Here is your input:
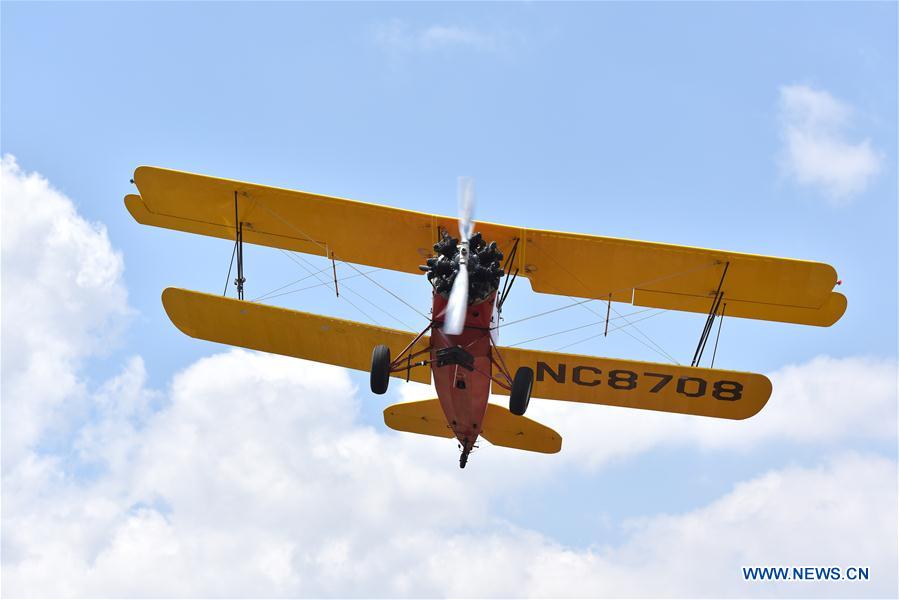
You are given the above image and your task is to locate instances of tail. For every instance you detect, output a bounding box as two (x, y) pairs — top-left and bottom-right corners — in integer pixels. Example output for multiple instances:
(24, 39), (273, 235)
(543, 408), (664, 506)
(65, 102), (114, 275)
(383, 399), (562, 454)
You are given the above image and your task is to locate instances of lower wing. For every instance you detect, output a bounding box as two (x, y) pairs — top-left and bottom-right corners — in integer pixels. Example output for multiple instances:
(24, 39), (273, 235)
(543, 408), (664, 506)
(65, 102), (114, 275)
(162, 288), (431, 384)
(493, 346), (771, 420)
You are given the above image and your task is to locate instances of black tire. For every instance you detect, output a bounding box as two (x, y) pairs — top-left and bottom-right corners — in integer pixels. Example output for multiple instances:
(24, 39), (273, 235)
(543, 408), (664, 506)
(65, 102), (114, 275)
(370, 344), (391, 395)
(509, 367), (533, 416)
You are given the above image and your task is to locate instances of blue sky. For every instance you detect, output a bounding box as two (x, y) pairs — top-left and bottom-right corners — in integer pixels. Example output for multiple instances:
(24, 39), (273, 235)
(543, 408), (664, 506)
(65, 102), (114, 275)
(2, 3), (897, 597)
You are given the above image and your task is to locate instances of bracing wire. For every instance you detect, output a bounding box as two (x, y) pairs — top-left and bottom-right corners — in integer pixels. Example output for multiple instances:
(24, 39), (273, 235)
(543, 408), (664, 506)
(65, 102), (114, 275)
(277, 249), (383, 325)
(523, 240), (695, 364)
(567, 295), (680, 364)
(344, 264), (430, 320)
(490, 241), (718, 364)
(553, 312), (674, 352)
(492, 261), (715, 335)
(254, 268), (380, 303)
(493, 297), (599, 329)
(251, 264), (334, 302)
(505, 308), (667, 348)
(279, 249), (414, 329)
(223, 239), (238, 296)
(254, 199), (430, 322)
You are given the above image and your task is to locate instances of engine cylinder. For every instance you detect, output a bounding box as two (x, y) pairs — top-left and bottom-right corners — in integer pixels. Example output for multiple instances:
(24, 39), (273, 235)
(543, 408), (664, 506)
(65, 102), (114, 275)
(420, 231), (504, 304)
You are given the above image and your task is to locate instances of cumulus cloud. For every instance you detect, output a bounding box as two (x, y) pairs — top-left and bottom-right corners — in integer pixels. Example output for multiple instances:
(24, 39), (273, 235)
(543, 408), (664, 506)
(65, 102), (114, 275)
(1, 351), (484, 597)
(528, 453), (897, 598)
(778, 85), (883, 203)
(4, 348), (896, 597)
(371, 19), (513, 54)
(1, 154), (130, 469)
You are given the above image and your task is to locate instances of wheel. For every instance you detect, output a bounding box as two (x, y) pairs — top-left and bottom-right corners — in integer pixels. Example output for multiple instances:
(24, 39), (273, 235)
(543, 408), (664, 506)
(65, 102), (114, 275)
(509, 366), (533, 416)
(370, 344), (391, 395)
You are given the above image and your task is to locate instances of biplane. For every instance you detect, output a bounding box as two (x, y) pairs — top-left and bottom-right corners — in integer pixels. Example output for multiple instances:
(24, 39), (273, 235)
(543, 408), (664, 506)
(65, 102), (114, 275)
(126, 167), (845, 468)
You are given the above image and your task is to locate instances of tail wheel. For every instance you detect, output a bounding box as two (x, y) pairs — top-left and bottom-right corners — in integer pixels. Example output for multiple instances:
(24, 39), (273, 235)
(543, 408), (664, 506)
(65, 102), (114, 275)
(509, 366), (533, 416)
(370, 344), (391, 394)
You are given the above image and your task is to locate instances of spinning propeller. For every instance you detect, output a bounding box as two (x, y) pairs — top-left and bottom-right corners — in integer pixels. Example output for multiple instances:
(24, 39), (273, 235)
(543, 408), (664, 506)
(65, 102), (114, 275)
(443, 177), (475, 335)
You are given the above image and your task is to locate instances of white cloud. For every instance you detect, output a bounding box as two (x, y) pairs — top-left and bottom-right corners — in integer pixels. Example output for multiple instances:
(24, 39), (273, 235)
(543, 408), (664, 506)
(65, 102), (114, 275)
(1, 157), (895, 597)
(778, 84), (883, 203)
(371, 19), (509, 54)
(4, 354), (895, 597)
(524, 453), (897, 598)
(1, 154), (130, 469)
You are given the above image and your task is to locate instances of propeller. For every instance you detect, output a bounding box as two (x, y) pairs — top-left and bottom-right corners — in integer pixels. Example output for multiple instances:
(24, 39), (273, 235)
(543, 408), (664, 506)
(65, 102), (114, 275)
(443, 176), (475, 335)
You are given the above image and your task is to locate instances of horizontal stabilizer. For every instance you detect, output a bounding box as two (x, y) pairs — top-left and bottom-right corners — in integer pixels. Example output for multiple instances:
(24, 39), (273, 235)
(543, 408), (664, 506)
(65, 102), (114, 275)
(494, 346), (771, 420)
(383, 399), (454, 439)
(162, 288), (430, 384)
(481, 403), (562, 454)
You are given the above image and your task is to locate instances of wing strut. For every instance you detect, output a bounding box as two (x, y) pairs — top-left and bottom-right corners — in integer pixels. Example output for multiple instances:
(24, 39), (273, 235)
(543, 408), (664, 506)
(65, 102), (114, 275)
(604, 294), (611, 337)
(330, 252), (339, 297)
(234, 191), (246, 300)
(691, 262), (729, 367)
(497, 237), (520, 311)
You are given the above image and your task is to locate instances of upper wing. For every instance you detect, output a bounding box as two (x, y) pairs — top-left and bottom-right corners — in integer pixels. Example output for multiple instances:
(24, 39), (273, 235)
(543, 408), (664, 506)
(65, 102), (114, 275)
(493, 346), (771, 420)
(127, 166), (444, 272)
(128, 166), (844, 326)
(162, 287), (431, 384)
(515, 230), (845, 326)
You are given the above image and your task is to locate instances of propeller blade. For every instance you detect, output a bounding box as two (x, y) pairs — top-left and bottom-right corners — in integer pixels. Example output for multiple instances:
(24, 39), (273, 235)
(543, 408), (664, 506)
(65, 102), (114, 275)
(444, 263), (468, 335)
(444, 176), (475, 335)
(457, 176), (474, 241)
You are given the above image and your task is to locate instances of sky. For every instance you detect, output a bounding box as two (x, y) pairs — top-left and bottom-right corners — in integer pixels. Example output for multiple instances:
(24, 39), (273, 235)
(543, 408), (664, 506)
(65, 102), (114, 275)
(1, 2), (897, 598)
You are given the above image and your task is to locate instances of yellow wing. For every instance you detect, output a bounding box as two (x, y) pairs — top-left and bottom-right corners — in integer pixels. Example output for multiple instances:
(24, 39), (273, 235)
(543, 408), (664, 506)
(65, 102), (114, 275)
(128, 166), (844, 326)
(493, 346), (771, 420)
(162, 288), (431, 384)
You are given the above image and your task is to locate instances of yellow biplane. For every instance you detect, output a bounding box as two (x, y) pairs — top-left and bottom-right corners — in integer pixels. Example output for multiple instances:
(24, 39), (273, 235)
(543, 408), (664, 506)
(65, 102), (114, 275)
(126, 167), (845, 467)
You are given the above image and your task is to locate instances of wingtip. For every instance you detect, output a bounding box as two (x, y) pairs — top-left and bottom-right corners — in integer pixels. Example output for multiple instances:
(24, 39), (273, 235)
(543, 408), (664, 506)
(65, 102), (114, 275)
(828, 292), (848, 326)
(123, 193), (145, 223)
(161, 287), (193, 337)
(736, 373), (773, 420)
(810, 291), (847, 328)
(132, 165), (168, 191)
(132, 165), (148, 184)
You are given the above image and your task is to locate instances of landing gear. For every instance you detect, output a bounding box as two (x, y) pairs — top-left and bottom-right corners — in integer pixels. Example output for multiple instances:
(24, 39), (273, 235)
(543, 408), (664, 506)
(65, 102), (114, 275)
(509, 366), (534, 416)
(370, 344), (391, 394)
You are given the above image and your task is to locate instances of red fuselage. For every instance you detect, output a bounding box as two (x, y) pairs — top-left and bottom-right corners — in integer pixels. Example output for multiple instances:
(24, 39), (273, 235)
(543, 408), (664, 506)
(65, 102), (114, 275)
(429, 292), (498, 451)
